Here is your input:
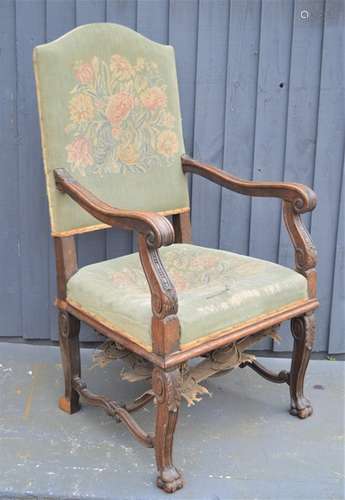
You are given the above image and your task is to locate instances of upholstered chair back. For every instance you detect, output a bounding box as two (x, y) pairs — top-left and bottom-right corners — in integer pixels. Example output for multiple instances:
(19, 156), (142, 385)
(34, 23), (189, 235)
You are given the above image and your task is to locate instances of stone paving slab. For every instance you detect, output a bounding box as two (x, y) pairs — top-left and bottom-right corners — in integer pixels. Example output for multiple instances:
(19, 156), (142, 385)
(0, 343), (344, 499)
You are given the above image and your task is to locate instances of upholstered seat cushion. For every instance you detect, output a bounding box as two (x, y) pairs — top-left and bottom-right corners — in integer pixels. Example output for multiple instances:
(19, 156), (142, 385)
(67, 244), (308, 350)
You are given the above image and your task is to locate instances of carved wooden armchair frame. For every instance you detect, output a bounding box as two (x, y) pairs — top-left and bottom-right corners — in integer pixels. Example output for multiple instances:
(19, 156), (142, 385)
(53, 159), (318, 492)
(34, 24), (318, 494)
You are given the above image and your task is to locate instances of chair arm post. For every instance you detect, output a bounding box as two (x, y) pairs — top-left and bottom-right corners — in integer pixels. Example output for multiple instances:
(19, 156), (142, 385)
(138, 235), (180, 357)
(282, 201), (317, 298)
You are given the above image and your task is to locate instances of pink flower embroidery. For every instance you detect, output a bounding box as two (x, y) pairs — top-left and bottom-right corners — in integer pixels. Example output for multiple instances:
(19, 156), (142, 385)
(66, 136), (93, 170)
(106, 92), (134, 126)
(156, 130), (179, 157)
(75, 63), (94, 84)
(140, 86), (167, 110)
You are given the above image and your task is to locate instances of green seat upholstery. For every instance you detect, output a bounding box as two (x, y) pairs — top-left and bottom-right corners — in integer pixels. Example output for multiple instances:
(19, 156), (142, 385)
(67, 244), (308, 350)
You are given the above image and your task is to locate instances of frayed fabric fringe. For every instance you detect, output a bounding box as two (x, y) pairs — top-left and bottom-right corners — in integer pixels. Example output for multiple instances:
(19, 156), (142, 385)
(92, 328), (280, 406)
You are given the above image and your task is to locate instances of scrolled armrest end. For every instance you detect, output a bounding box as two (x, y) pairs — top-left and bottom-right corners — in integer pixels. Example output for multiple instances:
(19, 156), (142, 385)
(145, 216), (175, 249)
(291, 185), (317, 214)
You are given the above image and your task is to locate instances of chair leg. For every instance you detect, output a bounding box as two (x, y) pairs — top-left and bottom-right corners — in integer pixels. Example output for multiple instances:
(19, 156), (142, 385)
(289, 312), (316, 419)
(152, 367), (183, 493)
(58, 310), (81, 414)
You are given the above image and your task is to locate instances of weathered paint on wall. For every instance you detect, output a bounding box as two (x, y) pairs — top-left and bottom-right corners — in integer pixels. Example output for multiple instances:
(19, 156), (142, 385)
(0, 0), (344, 352)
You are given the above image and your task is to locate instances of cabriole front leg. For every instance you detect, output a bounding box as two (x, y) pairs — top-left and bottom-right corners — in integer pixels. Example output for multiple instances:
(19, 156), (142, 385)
(290, 313), (316, 419)
(152, 367), (183, 493)
(58, 311), (81, 414)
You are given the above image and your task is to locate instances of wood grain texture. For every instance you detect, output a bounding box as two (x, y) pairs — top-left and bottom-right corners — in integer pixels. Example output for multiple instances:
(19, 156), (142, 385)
(191, 0), (230, 248)
(0, 0), (21, 337)
(17, 0), (49, 339)
(310, 0), (345, 351)
(219, 0), (261, 256)
(137, 0), (169, 43)
(290, 313), (316, 418)
(58, 310), (81, 414)
(152, 367), (183, 493)
(249, 0), (294, 267)
(329, 162), (345, 354)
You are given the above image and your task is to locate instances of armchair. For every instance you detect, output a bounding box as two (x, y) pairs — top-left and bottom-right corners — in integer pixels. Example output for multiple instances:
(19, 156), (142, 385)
(34, 23), (318, 493)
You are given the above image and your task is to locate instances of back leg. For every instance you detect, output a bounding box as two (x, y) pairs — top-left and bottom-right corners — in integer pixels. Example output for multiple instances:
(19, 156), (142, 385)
(58, 310), (81, 414)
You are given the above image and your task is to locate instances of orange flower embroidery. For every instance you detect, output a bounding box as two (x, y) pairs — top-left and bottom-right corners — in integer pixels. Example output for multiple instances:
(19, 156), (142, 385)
(106, 92), (134, 125)
(161, 111), (176, 128)
(110, 54), (134, 80)
(66, 136), (93, 171)
(69, 93), (94, 123)
(65, 53), (180, 175)
(75, 63), (94, 84)
(156, 130), (179, 157)
(117, 143), (139, 166)
(140, 86), (167, 110)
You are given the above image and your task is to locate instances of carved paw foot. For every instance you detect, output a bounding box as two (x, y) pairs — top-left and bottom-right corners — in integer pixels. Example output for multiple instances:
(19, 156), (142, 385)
(58, 395), (80, 414)
(157, 466), (183, 493)
(289, 397), (313, 419)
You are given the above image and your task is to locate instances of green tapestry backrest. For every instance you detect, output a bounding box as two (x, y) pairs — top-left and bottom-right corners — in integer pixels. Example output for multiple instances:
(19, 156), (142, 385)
(33, 23), (189, 234)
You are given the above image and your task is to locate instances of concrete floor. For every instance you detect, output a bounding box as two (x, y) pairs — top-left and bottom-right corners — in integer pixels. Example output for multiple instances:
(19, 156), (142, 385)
(0, 343), (344, 500)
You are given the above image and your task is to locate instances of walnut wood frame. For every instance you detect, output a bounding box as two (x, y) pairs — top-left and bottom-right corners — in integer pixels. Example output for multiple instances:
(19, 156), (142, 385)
(53, 157), (318, 493)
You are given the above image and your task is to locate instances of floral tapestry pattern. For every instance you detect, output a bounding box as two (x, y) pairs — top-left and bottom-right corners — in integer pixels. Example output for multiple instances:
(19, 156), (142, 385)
(65, 54), (179, 175)
(110, 247), (267, 294)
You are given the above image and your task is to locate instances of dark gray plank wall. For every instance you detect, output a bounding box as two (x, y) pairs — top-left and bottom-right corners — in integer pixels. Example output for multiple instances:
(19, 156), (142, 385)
(0, 1), (21, 338)
(0, 0), (343, 353)
(16, 0), (49, 341)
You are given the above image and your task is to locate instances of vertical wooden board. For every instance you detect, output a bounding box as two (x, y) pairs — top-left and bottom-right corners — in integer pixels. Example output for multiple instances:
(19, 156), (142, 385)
(169, 0), (198, 157)
(249, 0), (294, 264)
(137, 0), (168, 42)
(275, 0), (324, 352)
(76, 0), (106, 24)
(106, 0), (137, 28)
(75, 0), (108, 341)
(46, 0), (77, 340)
(191, 0), (230, 248)
(219, 0), (261, 256)
(46, 0), (76, 40)
(310, 0), (344, 351)
(0, 0), (21, 337)
(329, 163), (345, 354)
(105, 0), (137, 258)
(16, 0), (49, 339)
(248, 0), (294, 350)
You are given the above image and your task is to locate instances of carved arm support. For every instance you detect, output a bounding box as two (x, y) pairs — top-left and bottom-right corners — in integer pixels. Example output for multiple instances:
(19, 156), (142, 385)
(182, 156), (317, 296)
(54, 169), (180, 354)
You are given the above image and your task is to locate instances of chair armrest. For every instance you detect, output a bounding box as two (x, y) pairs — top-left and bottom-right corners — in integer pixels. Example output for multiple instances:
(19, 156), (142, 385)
(182, 156), (317, 297)
(54, 168), (174, 248)
(54, 169), (180, 348)
(182, 155), (317, 214)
